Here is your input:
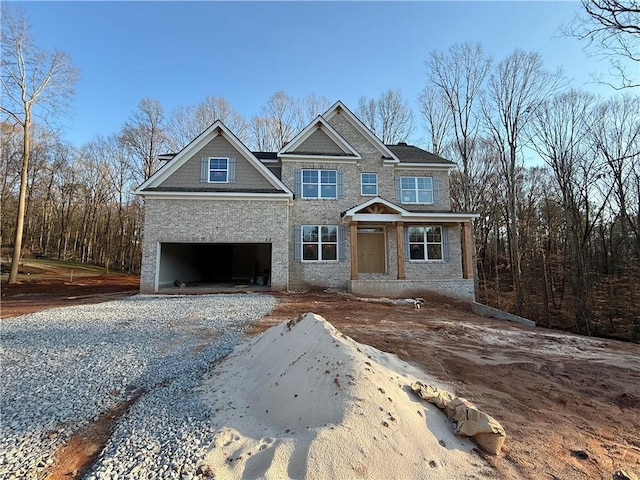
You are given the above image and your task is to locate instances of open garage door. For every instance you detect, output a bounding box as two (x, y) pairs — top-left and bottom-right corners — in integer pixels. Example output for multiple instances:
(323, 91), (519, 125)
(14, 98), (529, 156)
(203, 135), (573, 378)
(158, 243), (271, 290)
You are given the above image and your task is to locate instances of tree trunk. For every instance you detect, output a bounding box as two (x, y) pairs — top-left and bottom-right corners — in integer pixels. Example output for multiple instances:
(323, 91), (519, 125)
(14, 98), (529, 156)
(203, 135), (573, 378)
(8, 117), (30, 284)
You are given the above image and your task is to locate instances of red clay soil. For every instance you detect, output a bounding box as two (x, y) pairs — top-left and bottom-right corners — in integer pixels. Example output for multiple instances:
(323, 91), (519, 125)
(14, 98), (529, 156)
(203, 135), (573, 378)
(1, 274), (140, 318)
(2, 278), (639, 479)
(258, 292), (640, 480)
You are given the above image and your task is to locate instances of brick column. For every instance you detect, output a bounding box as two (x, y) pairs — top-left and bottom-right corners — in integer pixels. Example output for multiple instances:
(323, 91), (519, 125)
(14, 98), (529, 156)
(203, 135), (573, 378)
(396, 221), (405, 279)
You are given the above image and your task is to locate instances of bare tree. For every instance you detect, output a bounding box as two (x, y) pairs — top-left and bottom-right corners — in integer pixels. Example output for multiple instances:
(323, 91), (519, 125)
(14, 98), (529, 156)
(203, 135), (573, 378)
(0, 4), (79, 283)
(293, 93), (331, 132)
(417, 86), (451, 156)
(165, 96), (248, 152)
(528, 89), (605, 334)
(119, 98), (166, 182)
(566, 0), (640, 88)
(356, 88), (413, 144)
(483, 50), (564, 315)
(249, 92), (295, 151)
(247, 92), (331, 151)
(592, 93), (640, 263)
(249, 116), (277, 151)
(425, 42), (492, 211)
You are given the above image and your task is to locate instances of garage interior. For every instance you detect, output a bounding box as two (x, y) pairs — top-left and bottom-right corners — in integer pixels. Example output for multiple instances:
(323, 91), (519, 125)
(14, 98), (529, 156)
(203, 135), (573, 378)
(158, 243), (272, 291)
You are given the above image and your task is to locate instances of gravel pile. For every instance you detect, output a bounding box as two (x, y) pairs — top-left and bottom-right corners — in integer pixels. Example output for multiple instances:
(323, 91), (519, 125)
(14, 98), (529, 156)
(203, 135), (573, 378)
(0, 294), (278, 479)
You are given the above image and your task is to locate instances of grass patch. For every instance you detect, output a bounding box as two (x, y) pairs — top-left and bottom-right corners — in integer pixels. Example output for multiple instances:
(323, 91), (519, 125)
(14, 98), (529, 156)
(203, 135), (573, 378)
(0, 258), (126, 283)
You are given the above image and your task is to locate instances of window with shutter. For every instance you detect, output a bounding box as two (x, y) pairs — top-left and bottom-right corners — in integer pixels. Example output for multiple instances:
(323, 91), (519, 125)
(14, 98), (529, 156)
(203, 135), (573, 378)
(397, 176), (438, 204)
(204, 157), (229, 183)
(300, 169), (338, 199)
(361, 173), (377, 196)
(405, 225), (444, 261)
(298, 225), (339, 261)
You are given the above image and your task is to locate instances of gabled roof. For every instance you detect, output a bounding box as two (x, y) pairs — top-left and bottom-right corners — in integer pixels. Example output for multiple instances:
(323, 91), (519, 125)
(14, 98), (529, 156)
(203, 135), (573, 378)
(386, 143), (455, 167)
(342, 196), (479, 223)
(323, 101), (401, 164)
(135, 120), (292, 196)
(278, 116), (361, 160)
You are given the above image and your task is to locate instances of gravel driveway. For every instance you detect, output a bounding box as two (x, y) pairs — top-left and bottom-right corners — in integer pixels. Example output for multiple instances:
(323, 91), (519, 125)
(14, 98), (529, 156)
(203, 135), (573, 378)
(0, 294), (277, 479)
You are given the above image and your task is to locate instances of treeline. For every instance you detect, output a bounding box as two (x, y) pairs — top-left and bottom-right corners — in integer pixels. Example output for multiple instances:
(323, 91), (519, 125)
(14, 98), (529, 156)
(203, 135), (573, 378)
(424, 44), (639, 341)
(1, 43), (639, 340)
(1, 93), (338, 274)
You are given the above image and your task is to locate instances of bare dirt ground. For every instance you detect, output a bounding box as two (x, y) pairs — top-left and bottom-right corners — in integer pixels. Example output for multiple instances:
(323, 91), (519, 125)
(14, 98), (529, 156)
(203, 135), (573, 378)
(258, 292), (640, 480)
(1, 270), (140, 318)
(2, 274), (639, 480)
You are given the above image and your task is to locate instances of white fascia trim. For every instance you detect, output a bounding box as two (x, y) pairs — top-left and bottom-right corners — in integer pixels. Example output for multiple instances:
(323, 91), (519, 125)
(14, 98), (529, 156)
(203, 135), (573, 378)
(137, 121), (225, 190)
(279, 154), (359, 164)
(343, 196), (406, 216)
(395, 163), (455, 170)
(323, 101), (401, 163)
(347, 213), (479, 223)
(343, 207), (480, 223)
(279, 116), (361, 158)
(137, 191), (293, 201)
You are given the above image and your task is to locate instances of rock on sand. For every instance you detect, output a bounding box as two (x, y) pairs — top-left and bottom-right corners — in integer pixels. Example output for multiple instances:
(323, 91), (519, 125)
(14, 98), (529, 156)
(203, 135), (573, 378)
(198, 313), (496, 479)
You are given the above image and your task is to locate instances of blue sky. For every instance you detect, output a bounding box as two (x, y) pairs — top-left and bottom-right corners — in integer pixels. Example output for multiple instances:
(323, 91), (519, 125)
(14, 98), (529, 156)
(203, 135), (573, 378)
(10, 1), (630, 147)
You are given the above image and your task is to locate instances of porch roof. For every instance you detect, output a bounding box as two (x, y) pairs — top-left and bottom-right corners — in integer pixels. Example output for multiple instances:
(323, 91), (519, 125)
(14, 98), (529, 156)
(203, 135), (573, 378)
(341, 197), (479, 223)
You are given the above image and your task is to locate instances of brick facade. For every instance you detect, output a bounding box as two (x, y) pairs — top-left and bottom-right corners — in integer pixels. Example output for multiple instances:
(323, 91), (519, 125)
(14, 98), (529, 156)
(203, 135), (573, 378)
(139, 198), (289, 293)
(136, 103), (477, 302)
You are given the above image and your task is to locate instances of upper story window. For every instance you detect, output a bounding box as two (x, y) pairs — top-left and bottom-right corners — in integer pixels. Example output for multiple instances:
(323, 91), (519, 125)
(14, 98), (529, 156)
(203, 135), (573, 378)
(302, 169), (337, 199)
(361, 173), (378, 196)
(408, 226), (443, 261)
(208, 158), (228, 182)
(201, 157), (236, 183)
(398, 176), (439, 204)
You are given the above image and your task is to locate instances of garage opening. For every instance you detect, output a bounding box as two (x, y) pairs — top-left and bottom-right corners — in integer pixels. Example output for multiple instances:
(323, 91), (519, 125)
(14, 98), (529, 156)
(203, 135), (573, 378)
(158, 243), (272, 290)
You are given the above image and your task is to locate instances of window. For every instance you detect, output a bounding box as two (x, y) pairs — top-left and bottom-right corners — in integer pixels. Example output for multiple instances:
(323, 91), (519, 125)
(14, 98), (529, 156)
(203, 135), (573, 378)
(361, 173), (378, 196)
(201, 157), (235, 183)
(302, 169), (337, 199)
(302, 225), (338, 261)
(400, 176), (433, 204)
(408, 226), (443, 261)
(208, 158), (228, 183)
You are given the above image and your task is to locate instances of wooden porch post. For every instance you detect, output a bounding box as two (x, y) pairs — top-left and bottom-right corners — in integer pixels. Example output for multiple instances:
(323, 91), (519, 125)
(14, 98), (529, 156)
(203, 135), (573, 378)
(396, 221), (405, 279)
(461, 221), (474, 279)
(350, 221), (358, 280)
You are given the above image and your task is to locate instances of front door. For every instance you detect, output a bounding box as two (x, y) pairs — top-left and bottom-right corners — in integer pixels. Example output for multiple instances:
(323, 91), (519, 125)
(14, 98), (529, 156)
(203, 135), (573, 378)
(357, 228), (385, 273)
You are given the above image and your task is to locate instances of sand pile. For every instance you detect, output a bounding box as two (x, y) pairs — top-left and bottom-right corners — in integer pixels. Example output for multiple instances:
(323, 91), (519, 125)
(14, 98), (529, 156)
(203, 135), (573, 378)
(198, 313), (496, 479)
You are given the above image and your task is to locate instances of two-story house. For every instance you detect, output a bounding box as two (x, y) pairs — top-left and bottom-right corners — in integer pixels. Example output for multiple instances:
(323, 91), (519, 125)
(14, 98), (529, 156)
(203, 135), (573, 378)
(135, 101), (478, 300)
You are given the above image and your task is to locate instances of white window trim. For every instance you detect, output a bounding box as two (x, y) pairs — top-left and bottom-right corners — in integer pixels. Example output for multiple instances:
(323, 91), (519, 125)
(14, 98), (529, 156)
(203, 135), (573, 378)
(301, 168), (338, 199)
(361, 172), (378, 196)
(208, 157), (229, 183)
(301, 225), (339, 262)
(400, 176), (433, 205)
(408, 226), (443, 262)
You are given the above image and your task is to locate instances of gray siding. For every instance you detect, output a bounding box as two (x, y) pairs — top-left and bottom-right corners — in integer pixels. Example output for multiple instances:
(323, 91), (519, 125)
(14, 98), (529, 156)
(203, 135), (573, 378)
(159, 135), (274, 191)
(293, 128), (346, 155)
